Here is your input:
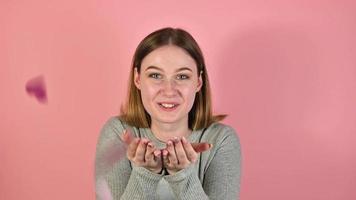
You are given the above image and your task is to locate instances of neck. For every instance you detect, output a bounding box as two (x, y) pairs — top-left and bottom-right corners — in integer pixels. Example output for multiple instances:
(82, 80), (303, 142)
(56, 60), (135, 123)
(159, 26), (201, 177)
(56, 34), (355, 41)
(150, 119), (192, 142)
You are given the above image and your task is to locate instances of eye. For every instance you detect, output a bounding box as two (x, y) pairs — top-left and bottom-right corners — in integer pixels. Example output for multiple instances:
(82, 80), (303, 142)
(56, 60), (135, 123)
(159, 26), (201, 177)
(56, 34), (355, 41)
(177, 74), (190, 80)
(148, 73), (162, 79)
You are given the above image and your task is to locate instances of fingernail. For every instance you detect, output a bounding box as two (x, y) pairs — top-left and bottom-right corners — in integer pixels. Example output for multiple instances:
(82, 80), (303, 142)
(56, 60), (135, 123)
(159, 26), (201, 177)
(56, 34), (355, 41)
(182, 136), (187, 144)
(173, 137), (179, 143)
(209, 144), (213, 148)
(141, 138), (148, 144)
(163, 150), (168, 156)
(154, 150), (161, 157)
(120, 129), (127, 139)
(147, 142), (154, 148)
(167, 141), (172, 146)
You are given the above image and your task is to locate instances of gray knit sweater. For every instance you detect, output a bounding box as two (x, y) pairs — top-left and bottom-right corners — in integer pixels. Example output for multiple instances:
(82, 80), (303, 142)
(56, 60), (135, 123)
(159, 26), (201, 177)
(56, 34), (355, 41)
(95, 116), (241, 200)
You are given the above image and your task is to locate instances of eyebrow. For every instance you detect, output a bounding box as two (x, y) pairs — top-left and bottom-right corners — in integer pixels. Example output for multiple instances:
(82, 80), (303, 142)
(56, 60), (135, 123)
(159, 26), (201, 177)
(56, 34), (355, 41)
(145, 66), (193, 72)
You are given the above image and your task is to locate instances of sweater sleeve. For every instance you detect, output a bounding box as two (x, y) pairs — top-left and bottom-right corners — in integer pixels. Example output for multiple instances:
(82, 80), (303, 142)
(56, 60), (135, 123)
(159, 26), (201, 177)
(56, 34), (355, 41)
(163, 127), (242, 200)
(202, 128), (242, 200)
(164, 163), (209, 200)
(95, 118), (163, 200)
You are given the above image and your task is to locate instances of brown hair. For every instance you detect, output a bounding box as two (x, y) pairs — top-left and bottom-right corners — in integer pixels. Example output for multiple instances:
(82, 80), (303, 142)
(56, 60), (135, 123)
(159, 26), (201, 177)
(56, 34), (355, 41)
(120, 27), (226, 130)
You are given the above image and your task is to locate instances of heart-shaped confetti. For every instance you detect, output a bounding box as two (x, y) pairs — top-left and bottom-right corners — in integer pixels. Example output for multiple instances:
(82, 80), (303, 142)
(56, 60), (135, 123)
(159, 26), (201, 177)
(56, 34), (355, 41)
(25, 75), (47, 104)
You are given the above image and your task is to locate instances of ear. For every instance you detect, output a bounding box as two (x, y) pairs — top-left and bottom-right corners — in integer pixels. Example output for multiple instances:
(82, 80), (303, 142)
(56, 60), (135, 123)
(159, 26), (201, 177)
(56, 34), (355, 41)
(196, 73), (203, 92)
(134, 67), (141, 90)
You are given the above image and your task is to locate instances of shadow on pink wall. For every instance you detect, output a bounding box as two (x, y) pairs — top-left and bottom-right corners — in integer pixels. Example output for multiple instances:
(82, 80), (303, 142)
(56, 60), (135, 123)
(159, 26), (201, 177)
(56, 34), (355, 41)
(217, 24), (355, 199)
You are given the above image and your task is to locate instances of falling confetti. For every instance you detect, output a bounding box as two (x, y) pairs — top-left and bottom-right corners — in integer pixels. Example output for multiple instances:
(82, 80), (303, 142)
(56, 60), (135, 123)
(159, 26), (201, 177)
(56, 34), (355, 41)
(25, 75), (47, 104)
(96, 177), (113, 200)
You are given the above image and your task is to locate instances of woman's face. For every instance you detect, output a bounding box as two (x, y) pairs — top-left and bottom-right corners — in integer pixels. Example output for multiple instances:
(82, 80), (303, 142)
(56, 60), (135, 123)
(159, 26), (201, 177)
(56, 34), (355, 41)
(134, 45), (202, 127)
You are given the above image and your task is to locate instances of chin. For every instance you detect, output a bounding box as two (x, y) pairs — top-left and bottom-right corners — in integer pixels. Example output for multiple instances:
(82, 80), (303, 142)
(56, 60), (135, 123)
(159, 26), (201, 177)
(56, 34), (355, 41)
(152, 115), (184, 124)
(156, 118), (179, 124)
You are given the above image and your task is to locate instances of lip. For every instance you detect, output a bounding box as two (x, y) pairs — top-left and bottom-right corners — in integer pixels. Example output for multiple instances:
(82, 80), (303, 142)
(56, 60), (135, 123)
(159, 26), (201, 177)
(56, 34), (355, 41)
(158, 102), (180, 105)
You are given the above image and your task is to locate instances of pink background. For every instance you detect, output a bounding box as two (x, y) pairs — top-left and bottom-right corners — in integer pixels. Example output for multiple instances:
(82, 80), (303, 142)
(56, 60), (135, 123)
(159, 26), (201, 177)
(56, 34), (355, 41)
(1, 0), (356, 199)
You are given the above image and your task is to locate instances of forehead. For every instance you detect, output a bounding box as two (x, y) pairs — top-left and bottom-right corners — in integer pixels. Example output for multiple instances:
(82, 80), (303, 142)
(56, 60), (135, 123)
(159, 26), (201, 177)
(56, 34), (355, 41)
(141, 45), (197, 72)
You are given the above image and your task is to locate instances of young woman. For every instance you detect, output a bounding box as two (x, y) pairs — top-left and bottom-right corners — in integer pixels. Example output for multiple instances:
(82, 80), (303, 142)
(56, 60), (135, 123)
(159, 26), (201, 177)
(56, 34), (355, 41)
(95, 27), (242, 200)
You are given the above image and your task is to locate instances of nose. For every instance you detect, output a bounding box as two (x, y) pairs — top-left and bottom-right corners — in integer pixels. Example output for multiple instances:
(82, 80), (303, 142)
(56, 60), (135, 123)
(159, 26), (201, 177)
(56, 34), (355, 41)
(161, 79), (178, 96)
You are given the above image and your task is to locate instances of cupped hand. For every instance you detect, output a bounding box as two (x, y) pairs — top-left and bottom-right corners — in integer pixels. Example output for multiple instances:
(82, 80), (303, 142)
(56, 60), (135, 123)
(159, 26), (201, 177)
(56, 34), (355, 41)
(120, 129), (163, 174)
(162, 136), (212, 175)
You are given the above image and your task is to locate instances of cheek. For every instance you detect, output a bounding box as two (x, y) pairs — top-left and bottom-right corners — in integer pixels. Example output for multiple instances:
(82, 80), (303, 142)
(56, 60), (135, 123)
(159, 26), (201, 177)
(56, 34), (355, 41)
(139, 86), (154, 114)
(182, 87), (197, 105)
(140, 83), (159, 102)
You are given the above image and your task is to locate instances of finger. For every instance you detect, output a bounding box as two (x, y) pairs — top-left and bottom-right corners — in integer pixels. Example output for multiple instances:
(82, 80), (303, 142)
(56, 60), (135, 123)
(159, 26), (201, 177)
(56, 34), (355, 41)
(182, 136), (198, 162)
(155, 152), (163, 172)
(173, 137), (189, 165)
(153, 149), (162, 162)
(134, 138), (148, 163)
(166, 140), (178, 165)
(127, 138), (140, 160)
(162, 149), (169, 167)
(191, 142), (213, 153)
(145, 142), (156, 164)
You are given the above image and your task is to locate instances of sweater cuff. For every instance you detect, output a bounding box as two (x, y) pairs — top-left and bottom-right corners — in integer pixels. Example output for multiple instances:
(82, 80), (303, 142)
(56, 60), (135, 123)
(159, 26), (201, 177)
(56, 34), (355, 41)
(120, 166), (163, 199)
(164, 164), (196, 183)
(132, 166), (163, 183)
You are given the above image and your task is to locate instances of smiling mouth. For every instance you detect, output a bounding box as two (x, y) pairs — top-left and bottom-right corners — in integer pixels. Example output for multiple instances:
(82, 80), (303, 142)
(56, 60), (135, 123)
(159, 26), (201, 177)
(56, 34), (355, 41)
(158, 103), (179, 110)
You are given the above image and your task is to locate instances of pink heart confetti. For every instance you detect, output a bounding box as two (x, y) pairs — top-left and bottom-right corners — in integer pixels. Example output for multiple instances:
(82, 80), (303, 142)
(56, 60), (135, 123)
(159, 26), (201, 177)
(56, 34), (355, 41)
(25, 75), (47, 104)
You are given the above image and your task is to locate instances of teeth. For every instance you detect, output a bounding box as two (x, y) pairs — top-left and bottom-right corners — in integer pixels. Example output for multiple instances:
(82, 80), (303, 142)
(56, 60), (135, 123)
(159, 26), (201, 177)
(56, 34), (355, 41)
(161, 103), (175, 108)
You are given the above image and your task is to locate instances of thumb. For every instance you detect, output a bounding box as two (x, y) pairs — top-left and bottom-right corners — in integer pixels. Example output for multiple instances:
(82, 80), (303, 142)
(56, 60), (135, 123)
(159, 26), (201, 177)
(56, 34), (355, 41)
(191, 142), (213, 153)
(120, 129), (134, 145)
